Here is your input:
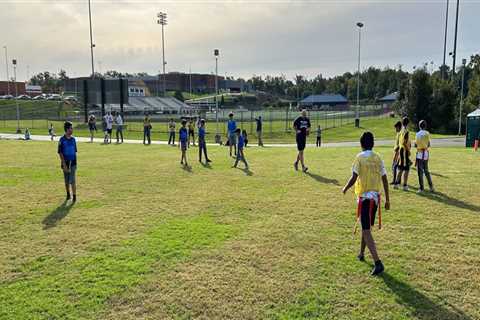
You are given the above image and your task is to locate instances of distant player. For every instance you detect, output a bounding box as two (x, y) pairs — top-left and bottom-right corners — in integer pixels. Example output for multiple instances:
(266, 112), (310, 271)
(115, 112), (124, 144)
(179, 119), (189, 166)
(143, 114), (152, 145)
(293, 109), (311, 172)
(198, 119), (212, 164)
(227, 112), (237, 157)
(242, 129), (248, 147)
(168, 118), (176, 145)
(415, 120), (435, 193)
(232, 128), (248, 169)
(394, 117), (412, 190)
(188, 120), (196, 147)
(391, 121), (402, 184)
(255, 116), (263, 146)
(316, 125), (322, 147)
(104, 112), (114, 144)
(342, 131), (390, 276)
(58, 121), (77, 203)
(88, 115), (97, 143)
(48, 123), (56, 141)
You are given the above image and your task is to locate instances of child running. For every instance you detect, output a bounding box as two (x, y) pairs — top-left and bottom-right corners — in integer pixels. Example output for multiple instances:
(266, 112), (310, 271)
(58, 121), (77, 203)
(198, 119), (212, 163)
(342, 132), (390, 276)
(391, 121), (402, 184)
(48, 123), (56, 141)
(179, 120), (189, 167)
(415, 120), (435, 193)
(232, 128), (248, 169)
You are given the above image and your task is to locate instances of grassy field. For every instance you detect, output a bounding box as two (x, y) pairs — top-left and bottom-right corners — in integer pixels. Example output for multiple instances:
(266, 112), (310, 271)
(0, 140), (478, 319)
(0, 117), (455, 144)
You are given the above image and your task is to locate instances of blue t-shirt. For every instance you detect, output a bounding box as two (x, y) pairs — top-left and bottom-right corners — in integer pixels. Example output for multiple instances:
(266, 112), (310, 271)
(237, 134), (245, 149)
(227, 120), (237, 133)
(58, 135), (77, 165)
(179, 127), (188, 142)
(198, 127), (206, 140)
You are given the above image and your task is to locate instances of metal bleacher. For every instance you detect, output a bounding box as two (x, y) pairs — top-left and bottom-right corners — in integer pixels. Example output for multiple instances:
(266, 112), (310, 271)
(105, 97), (194, 115)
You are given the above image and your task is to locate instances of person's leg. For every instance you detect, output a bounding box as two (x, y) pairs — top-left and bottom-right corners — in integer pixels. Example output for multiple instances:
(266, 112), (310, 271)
(233, 153), (240, 167)
(173, 132), (175, 145)
(148, 129), (151, 144)
(392, 162), (397, 184)
(417, 159), (425, 191)
(116, 129), (119, 143)
(204, 142), (210, 161)
(199, 143), (203, 162)
(299, 150), (305, 168)
(359, 234), (366, 258)
(403, 170), (409, 188)
(64, 172), (70, 199)
(424, 160), (434, 190)
(168, 132), (172, 145)
(192, 132), (195, 146)
(143, 128), (146, 144)
(363, 230), (379, 262)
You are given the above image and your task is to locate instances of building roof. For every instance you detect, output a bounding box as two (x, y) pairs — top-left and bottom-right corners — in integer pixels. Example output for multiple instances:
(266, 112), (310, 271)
(378, 92), (398, 102)
(467, 108), (480, 117)
(301, 94), (348, 104)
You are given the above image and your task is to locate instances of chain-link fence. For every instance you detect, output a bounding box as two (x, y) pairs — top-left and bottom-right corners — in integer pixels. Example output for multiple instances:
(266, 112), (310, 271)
(0, 100), (391, 142)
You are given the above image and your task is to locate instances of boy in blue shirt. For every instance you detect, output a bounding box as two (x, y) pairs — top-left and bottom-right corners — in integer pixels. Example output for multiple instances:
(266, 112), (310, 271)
(58, 121), (77, 203)
(227, 112), (237, 157)
(179, 120), (189, 167)
(232, 128), (248, 169)
(198, 119), (212, 164)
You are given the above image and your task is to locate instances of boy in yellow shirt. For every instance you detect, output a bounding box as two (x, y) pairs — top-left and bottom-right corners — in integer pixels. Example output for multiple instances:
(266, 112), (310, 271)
(394, 117), (412, 191)
(342, 132), (390, 276)
(391, 121), (402, 184)
(415, 120), (435, 193)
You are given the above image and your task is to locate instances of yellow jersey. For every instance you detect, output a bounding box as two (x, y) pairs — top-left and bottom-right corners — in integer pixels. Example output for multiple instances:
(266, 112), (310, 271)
(415, 130), (430, 150)
(352, 151), (386, 197)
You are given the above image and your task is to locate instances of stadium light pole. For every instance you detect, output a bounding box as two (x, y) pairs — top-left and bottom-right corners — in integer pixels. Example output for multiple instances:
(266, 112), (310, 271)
(355, 22), (364, 128)
(157, 12), (167, 97)
(3, 46), (10, 95)
(13, 59), (20, 133)
(214, 49), (221, 144)
(451, 0), (460, 77)
(458, 58), (466, 135)
(88, 0), (95, 79)
(442, 0), (449, 80)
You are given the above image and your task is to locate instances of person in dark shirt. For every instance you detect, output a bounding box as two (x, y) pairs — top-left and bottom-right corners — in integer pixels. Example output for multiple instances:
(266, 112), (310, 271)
(293, 109), (311, 172)
(233, 128), (248, 169)
(255, 116), (263, 146)
(316, 125), (322, 147)
(242, 129), (248, 147)
(227, 113), (237, 157)
(198, 119), (212, 164)
(179, 120), (189, 167)
(58, 121), (77, 203)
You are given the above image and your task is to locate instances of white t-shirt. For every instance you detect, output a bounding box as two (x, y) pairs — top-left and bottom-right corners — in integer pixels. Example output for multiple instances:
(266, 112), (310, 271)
(415, 130), (430, 160)
(116, 115), (123, 126)
(105, 115), (114, 129)
(352, 150), (387, 204)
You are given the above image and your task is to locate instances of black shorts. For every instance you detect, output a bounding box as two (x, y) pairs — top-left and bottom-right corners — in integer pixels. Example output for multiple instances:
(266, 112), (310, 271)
(189, 130), (195, 137)
(359, 198), (378, 230)
(296, 134), (306, 151)
(398, 148), (411, 171)
(107, 129), (113, 134)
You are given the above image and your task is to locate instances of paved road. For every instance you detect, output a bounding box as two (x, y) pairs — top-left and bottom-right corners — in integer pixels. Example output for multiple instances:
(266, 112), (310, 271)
(0, 132), (465, 148)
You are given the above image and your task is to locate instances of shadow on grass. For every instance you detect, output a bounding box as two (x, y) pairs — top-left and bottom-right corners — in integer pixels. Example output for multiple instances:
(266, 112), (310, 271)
(411, 167), (448, 178)
(181, 165), (192, 173)
(412, 187), (480, 213)
(305, 172), (340, 186)
(200, 161), (212, 169)
(42, 201), (74, 229)
(382, 272), (472, 320)
(233, 166), (253, 176)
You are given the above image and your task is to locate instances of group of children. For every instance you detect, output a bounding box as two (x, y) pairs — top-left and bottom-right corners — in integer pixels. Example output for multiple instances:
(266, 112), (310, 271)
(55, 113), (436, 277)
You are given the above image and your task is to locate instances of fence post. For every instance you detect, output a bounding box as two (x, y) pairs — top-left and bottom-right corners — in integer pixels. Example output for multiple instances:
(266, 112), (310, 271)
(269, 109), (272, 135)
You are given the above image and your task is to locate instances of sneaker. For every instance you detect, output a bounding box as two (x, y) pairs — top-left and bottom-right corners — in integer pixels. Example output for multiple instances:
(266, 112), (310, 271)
(302, 166), (309, 173)
(393, 184), (399, 190)
(357, 254), (365, 262)
(66, 194), (71, 201)
(403, 185), (409, 191)
(207, 159), (212, 163)
(417, 189), (424, 194)
(294, 162), (298, 171)
(371, 260), (384, 276)
(430, 187), (435, 193)
(72, 195), (77, 203)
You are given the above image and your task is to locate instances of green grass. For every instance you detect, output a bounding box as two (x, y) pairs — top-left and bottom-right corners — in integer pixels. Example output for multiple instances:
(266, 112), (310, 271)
(0, 140), (478, 319)
(0, 117), (455, 144)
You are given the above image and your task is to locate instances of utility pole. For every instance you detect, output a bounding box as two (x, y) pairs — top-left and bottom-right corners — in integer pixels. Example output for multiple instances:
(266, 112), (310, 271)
(458, 58), (466, 135)
(13, 59), (20, 133)
(214, 49), (221, 144)
(355, 22), (364, 128)
(157, 12), (167, 96)
(452, 0), (460, 77)
(3, 46), (10, 95)
(88, 0), (95, 79)
(442, 0), (449, 79)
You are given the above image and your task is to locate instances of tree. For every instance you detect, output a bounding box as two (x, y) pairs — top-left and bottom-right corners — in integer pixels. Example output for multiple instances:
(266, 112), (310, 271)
(174, 90), (184, 102)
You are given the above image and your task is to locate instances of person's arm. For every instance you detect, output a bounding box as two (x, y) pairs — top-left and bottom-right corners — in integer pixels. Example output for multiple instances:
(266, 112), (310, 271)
(342, 173), (358, 194)
(382, 174), (390, 210)
(58, 142), (67, 172)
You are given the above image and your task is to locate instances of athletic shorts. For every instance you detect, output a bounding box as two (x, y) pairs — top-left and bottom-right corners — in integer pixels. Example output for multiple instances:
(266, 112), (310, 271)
(189, 130), (194, 137)
(107, 128), (113, 134)
(181, 140), (187, 151)
(63, 164), (77, 185)
(398, 148), (411, 171)
(296, 134), (306, 151)
(116, 125), (123, 132)
(228, 132), (237, 145)
(359, 198), (378, 230)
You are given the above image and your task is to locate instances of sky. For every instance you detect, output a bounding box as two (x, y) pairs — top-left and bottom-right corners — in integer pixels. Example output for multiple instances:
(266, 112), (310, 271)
(0, 0), (479, 82)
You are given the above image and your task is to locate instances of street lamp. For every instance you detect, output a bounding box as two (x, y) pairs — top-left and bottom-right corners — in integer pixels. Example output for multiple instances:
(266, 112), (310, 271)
(157, 12), (167, 97)
(3, 46), (10, 95)
(442, 0), (449, 80)
(13, 59), (20, 133)
(355, 22), (364, 128)
(88, 0), (95, 79)
(214, 49), (221, 144)
(458, 58), (467, 135)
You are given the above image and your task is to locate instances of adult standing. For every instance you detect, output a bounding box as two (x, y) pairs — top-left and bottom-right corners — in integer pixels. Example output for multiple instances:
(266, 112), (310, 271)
(143, 114), (152, 145)
(88, 114), (97, 143)
(293, 109), (311, 172)
(168, 118), (176, 145)
(227, 112), (237, 157)
(104, 112), (114, 144)
(394, 117), (412, 190)
(255, 116), (263, 146)
(115, 112), (124, 144)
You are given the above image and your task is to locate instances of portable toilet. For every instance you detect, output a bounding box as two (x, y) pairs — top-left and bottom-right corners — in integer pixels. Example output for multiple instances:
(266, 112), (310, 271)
(466, 108), (480, 147)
